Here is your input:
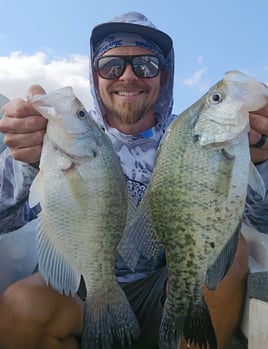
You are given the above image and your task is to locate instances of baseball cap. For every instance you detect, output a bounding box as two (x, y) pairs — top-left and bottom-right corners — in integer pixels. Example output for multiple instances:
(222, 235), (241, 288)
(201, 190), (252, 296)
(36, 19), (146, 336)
(91, 12), (173, 58)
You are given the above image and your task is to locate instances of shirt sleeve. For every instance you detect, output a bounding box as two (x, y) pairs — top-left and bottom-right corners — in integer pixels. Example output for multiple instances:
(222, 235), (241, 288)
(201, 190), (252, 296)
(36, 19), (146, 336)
(0, 148), (40, 234)
(243, 159), (268, 234)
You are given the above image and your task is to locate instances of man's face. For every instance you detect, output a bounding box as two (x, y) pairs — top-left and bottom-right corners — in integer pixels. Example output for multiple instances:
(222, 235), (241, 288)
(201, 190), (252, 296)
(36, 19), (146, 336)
(95, 46), (162, 133)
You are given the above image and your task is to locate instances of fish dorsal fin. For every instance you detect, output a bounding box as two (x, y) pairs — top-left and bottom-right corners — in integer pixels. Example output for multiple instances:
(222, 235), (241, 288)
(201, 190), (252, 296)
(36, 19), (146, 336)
(117, 195), (163, 271)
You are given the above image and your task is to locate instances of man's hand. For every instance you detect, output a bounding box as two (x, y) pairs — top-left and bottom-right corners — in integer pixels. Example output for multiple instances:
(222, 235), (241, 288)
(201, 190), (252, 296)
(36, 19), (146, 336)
(249, 103), (268, 163)
(0, 85), (48, 164)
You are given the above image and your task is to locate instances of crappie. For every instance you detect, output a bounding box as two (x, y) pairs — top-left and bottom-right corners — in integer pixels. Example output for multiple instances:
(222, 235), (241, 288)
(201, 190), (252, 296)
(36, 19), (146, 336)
(29, 87), (139, 349)
(118, 71), (268, 349)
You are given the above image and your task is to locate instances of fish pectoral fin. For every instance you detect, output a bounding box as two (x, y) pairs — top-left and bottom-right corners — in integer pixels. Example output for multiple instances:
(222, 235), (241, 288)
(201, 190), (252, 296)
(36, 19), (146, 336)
(63, 165), (88, 209)
(29, 171), (44, 208)
(248, 161), (266, 200)
(205, 222), (241, 290)
(213, 148), (235, 197)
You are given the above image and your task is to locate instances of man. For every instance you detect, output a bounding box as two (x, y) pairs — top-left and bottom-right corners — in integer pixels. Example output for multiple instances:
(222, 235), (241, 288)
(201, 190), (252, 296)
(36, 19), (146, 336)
(0, 11), (267, 349)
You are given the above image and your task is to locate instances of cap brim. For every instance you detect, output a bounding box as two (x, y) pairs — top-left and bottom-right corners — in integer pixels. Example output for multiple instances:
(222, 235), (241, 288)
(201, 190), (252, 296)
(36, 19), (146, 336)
(91, 22), (172, 58)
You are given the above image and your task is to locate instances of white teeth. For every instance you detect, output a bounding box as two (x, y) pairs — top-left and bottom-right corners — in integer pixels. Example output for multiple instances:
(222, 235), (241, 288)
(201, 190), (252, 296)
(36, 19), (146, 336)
(117, 91), (140, 96)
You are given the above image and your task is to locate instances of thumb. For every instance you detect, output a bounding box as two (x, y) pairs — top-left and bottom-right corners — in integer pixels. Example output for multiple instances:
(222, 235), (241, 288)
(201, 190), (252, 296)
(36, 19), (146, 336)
(26, 84), (47, 99)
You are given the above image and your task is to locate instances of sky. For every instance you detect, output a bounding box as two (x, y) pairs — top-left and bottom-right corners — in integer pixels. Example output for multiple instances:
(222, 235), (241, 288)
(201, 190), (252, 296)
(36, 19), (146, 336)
(0, 0), (267, 113)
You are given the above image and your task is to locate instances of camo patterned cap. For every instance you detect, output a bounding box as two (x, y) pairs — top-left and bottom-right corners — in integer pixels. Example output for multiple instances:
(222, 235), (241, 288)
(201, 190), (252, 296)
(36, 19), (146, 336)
(93, 32), (165, 62)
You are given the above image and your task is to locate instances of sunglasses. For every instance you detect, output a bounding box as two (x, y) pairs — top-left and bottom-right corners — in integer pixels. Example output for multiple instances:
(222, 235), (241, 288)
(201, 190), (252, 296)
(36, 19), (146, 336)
(95, 55), (162, 79)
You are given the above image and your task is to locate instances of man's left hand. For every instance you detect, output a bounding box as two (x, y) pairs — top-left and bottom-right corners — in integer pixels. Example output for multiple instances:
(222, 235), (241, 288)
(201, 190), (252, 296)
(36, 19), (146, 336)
(249, 103), (268, 163)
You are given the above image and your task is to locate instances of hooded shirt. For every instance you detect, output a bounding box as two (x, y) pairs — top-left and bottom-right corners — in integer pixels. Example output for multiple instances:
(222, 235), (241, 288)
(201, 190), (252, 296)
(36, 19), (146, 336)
(0, 12), (268, 283)
(88, 12), (175, 281)
(89, 12), (175, 206)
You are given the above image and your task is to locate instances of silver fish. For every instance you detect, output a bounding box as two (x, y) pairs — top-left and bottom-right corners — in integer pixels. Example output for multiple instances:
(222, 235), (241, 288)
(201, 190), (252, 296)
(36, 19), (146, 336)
(118, 71), (268, 349)
(29, 87), (139, 349)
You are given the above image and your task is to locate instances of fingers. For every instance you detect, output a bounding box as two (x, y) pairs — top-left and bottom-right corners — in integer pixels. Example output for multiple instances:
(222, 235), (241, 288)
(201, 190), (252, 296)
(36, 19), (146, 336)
(0, 85), (48, 164)
(0, 112), (47, 134)
(4, 129), (46, 163)
(249, 110), (268, 163)
(249, 112), (268, 137)
(26, 84), (47, 99)
(249, 112), (268, 150)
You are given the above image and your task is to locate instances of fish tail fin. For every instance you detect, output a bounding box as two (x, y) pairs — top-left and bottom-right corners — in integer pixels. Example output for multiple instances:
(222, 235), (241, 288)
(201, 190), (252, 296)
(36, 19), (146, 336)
(159, 307), (183, 349)
(159, 298), (217, 349)
(183, 297), (217, 349)
(82, 284), (140, 349)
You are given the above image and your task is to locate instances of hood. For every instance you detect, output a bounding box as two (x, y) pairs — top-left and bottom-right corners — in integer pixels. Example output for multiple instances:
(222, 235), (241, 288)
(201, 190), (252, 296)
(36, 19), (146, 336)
(88, 11), (175, 136)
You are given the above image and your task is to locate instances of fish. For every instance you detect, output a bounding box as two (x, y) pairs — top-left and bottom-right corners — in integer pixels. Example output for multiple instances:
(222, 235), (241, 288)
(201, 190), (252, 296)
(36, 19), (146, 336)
(28, 87), (140, 349)
(117, 70), (268, 349)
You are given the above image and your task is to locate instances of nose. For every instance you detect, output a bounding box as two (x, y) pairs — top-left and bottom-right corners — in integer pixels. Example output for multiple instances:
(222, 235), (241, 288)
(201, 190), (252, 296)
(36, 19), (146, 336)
(119, 63), (138, 80)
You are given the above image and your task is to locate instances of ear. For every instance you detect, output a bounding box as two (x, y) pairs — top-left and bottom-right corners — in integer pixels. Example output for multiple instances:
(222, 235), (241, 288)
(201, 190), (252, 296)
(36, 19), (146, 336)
(160, 70), (169, 86)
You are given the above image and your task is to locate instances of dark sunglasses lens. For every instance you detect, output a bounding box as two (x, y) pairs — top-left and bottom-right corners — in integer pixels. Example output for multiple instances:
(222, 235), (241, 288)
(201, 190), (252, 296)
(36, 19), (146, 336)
(133, 56), (160, 78)
(97, 57), (125, 79)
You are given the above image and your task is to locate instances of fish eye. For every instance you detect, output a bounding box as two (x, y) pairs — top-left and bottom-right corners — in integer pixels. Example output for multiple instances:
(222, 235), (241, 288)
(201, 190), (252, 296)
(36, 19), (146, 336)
(76, 108), (87, 120)
(208, 92), (222, 104)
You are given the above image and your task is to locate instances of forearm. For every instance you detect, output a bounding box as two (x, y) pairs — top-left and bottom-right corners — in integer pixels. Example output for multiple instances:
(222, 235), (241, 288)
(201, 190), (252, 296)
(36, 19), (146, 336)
(0, 148), (40, 233)
(243, 160), (268, 233)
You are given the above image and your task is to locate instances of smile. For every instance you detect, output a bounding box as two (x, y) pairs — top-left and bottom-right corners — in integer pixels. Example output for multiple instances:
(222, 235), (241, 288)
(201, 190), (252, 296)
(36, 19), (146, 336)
(116, 91), (141, 96)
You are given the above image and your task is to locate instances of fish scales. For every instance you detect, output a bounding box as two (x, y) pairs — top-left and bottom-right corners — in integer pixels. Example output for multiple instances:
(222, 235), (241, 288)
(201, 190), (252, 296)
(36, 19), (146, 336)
(118, 70), (268, 349)
(29, 87), (139, 349)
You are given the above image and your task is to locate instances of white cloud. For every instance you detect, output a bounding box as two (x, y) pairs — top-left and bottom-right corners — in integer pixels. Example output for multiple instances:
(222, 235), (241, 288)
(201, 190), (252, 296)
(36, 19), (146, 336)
(0, 51), (94, 110)
(182, 67), (207, 87)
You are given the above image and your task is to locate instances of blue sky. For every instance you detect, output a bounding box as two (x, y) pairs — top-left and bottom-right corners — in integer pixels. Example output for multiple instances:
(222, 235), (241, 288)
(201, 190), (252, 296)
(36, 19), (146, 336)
(0, 0), (267, 113)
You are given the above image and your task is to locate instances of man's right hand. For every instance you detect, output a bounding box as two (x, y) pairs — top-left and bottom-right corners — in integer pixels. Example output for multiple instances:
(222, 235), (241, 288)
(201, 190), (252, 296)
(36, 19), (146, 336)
(0, 85), (48, 164)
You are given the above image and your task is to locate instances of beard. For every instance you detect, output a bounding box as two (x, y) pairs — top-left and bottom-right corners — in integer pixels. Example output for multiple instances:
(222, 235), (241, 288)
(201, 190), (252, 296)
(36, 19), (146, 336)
(98, 80), (160, 128)
(102, 99), (149, 125)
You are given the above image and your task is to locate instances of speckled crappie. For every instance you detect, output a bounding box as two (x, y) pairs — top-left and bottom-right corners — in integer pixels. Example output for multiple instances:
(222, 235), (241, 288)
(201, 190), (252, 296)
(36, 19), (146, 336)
(29, 87), (139, 349)
(118, 71), (268, 349)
